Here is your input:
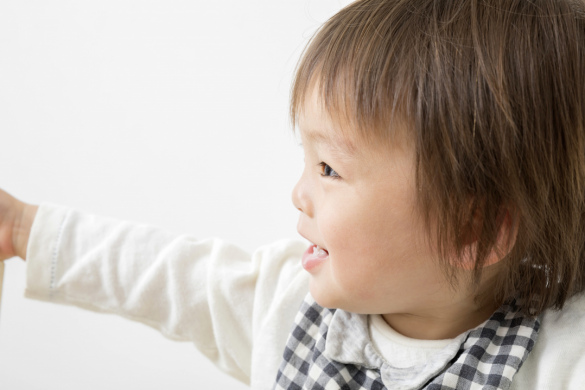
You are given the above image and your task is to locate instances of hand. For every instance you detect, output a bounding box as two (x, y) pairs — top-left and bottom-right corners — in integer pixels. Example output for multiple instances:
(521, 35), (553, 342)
(0, 189), (38, 261)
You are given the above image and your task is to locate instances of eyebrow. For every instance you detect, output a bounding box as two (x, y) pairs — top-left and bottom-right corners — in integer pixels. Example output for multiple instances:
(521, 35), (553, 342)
(303, 128), (358, 158)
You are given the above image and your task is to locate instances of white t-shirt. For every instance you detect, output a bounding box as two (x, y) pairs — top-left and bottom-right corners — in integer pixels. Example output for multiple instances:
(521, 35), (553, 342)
(369, 314), (454, 369)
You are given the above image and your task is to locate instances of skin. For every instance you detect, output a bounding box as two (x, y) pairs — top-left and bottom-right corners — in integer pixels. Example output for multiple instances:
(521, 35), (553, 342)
(0, 189), (38, 261)
(292, 89), (502, 340)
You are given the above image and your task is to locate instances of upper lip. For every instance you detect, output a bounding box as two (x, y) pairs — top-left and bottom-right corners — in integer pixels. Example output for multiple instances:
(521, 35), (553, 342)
(297, 231), (327, 251)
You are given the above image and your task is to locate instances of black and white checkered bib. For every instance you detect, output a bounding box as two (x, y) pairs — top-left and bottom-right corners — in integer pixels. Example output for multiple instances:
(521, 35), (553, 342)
(275, 294), (539, 389)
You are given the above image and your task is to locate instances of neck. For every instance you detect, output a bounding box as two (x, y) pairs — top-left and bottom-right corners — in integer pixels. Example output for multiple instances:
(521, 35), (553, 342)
(382, 296), (501, 340)
(382, 268), (503, 340)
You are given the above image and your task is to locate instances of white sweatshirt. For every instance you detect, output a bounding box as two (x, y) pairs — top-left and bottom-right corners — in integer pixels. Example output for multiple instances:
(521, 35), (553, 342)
(24, 204), (585, 389)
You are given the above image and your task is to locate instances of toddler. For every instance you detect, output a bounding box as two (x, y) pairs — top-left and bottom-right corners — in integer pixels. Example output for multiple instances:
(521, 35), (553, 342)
(3, 0), (585, 388)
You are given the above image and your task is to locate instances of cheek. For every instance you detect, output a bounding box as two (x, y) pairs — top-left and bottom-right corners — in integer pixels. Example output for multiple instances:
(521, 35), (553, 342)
(324, 199), (419, 258)
(319, 209), (390, 281)
(320, 197), (430, 290)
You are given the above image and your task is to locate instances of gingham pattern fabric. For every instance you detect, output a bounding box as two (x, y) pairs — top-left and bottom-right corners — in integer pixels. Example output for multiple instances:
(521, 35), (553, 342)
(274, 294), (540, 390)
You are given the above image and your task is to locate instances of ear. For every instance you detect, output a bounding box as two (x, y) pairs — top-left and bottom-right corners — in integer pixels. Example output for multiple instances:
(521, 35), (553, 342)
(459, 208), (518, 270)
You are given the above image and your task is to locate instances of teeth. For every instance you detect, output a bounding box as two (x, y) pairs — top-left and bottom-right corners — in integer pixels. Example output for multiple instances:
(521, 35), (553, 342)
(314, 245), (328, 256)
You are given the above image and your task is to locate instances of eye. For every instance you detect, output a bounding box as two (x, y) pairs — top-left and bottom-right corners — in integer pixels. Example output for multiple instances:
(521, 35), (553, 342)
(319, 162), (341, 179)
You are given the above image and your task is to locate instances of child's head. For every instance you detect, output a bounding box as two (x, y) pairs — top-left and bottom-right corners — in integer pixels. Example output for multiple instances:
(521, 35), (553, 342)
(291, 0), (585, 319)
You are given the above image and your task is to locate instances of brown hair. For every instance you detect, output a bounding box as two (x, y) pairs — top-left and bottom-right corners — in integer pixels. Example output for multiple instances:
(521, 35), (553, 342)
(291, 0), (585, 316)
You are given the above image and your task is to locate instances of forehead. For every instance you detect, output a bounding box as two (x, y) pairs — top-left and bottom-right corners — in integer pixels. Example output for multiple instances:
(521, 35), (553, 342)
(297, 85), (412, 159)
(297, 91), (359, 158)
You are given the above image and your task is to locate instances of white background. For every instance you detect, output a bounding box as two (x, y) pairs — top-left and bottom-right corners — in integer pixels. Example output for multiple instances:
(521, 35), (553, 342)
(0, 1), (351, 389)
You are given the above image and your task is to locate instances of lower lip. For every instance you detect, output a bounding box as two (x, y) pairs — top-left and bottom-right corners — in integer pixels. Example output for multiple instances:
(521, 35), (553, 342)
(302, 245), (329, 271)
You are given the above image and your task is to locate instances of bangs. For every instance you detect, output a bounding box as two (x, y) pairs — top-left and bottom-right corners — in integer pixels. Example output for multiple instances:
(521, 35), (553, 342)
(290, 0), (418, 144)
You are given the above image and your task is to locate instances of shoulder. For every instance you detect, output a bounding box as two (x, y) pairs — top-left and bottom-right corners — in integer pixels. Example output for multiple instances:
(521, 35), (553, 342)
(541, 291), (585, 330)
(512, 293), (585, 389)
(250, 238), (309, 319)
(253, 239), (307, 273)
(252, 239), (308, 295)
(248, 240), (310, 387)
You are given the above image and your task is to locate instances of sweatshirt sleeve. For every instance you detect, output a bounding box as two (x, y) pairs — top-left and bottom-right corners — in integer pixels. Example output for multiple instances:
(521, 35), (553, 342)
(24, 203), (307, 384)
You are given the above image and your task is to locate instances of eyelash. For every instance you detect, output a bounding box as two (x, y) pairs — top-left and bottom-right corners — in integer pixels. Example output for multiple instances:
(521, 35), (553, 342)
(318, 162), (341, 179)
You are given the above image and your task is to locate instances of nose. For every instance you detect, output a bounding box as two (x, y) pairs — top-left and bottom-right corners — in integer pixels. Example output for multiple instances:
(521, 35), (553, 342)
(291, 169), (314, 218)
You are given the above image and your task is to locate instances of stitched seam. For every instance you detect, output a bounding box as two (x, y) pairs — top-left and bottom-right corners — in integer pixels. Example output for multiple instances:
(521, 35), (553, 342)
(28, 289), (205, 345)
(50, 210), (70, 293)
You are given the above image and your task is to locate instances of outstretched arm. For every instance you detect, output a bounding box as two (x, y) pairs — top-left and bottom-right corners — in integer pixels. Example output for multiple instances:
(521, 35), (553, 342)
(18, 200), (306, 385)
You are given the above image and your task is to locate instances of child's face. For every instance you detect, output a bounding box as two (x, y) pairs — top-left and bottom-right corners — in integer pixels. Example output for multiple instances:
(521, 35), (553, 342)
(292, 90), (450, 317)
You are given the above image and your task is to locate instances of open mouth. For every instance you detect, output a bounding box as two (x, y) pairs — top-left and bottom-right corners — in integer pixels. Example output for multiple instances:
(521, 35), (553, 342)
(302, 244), (329, 271)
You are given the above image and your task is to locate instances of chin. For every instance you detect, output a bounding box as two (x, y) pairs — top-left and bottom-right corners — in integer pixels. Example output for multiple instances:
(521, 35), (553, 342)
(310, 284), (384, 315)
(309, 282), (360, 312)
(309, 283), (341, 309)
